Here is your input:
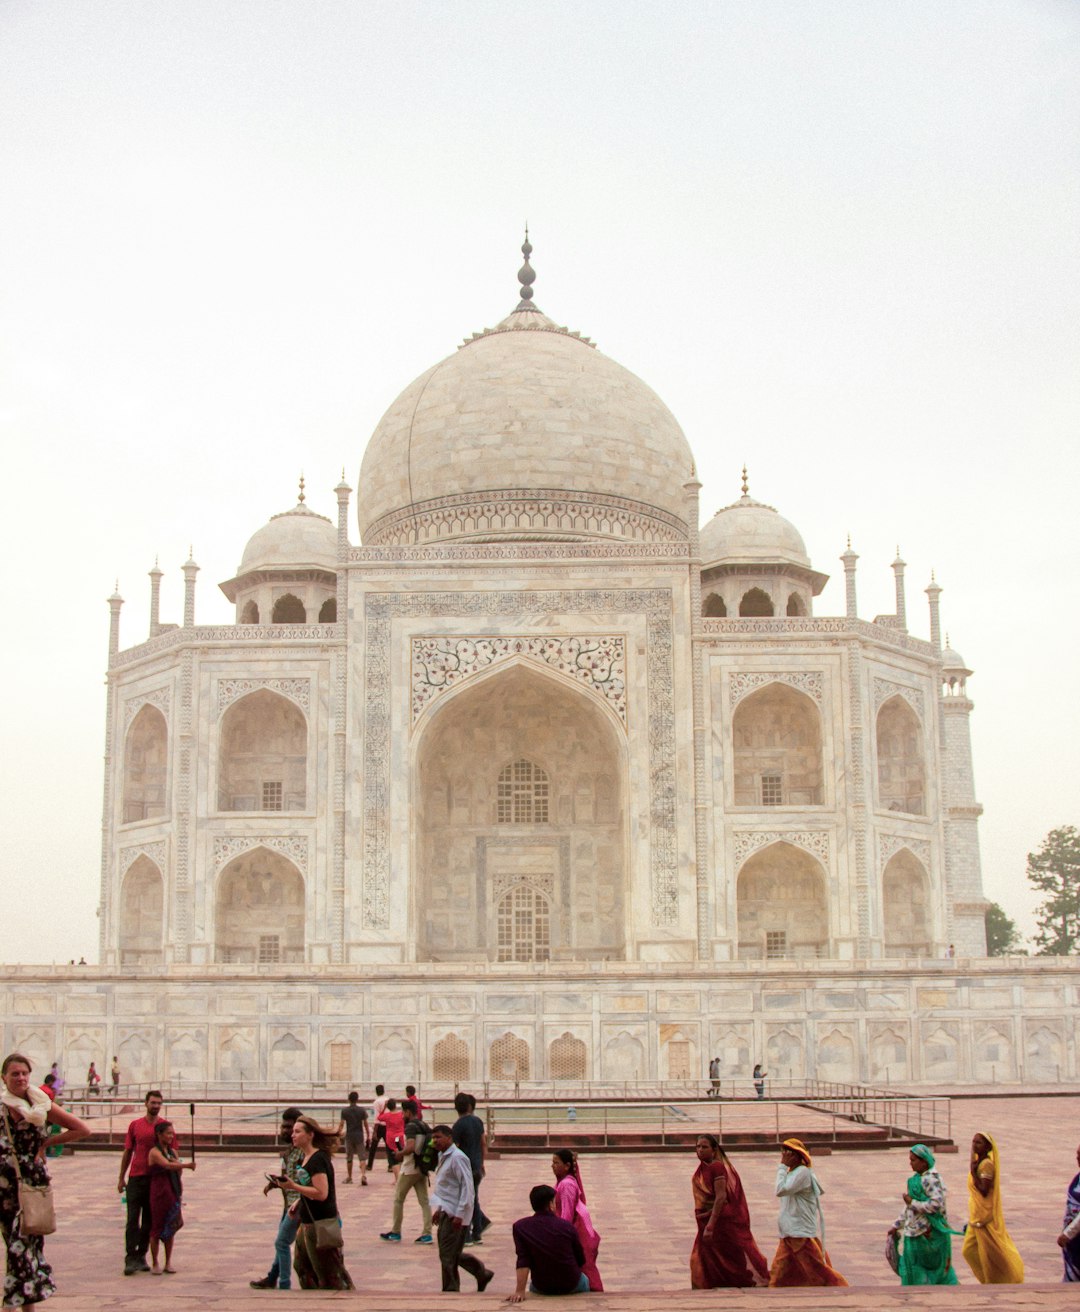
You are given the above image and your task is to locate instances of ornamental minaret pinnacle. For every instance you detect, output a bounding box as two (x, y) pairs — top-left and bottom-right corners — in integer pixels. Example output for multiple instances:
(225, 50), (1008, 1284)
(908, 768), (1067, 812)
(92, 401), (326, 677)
(182, 549), (199, 629)
(840, 536), (859, 619)
(892, 547), (907, 631)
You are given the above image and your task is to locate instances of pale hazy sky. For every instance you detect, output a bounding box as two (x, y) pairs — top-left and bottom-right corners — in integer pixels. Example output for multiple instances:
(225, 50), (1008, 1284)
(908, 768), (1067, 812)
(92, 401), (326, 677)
(1, 1), (1076, 961)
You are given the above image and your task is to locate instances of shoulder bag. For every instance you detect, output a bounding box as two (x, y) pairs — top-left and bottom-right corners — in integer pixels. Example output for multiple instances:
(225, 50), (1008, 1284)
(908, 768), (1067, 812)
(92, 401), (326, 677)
(2, 1107), (57, 1236)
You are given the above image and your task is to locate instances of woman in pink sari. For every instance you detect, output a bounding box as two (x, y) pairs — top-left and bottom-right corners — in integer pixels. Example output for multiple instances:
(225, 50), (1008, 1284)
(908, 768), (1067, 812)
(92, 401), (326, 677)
(690, 1134), (769, 1288)
(551, 1148), (603, 1291)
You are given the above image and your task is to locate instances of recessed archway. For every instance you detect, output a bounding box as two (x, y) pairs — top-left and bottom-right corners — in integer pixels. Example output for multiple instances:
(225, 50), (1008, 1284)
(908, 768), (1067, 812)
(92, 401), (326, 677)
(732, 682), (823, 806)
(119, 855), (164, 965)
(876, 696), (925, 815)
(882, 849), (931, 955)
(415, 662), (625, 963)
(217, 689), (307, 811)
(214, 846), (304, 964)
(739, 587), (774, 617)
(736, 841), (828, 960)
(272, 593), (306, 624)
(123, 705), (168, 823)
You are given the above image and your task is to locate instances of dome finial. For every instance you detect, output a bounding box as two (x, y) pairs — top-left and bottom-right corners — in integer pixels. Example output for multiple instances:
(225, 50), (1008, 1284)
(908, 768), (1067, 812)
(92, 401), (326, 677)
(741, 464), (749, 497)
(516, 226), (537, 308)
(298, 472), (306, 504)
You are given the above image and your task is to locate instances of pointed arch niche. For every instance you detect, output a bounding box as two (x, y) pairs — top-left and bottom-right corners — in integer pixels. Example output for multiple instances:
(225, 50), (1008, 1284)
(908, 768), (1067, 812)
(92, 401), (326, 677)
(732, 683), (823, 807)
(214, 846), (305, 964)
(123, 704), (168, 823)
(882, 848), (931, 955)
(119, 855), (164, 966)
(876, 695), (925, 815)
(415, 661), (625, 963)
(736, 841), (828, 961)
(217, 689), (307, 812)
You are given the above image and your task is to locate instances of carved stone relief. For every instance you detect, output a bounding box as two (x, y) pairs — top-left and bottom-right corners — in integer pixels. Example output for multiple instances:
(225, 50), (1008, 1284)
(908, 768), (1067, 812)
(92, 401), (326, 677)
(123, 687), (171, 728)
(729, 670), (823, 708)
(873, 677), (926, 720)
(212, 835), (309, 876)
(733, 830), (831, 868)
(217, 678), (312, 715)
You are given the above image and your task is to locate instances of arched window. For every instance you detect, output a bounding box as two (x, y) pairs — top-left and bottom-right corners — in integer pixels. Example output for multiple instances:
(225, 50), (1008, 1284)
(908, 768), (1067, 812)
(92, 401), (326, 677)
(489, 1032), (530, 1081)
(876, 696), (925, 815)
(318, 597), (337, 622)
(496, 883), (551, 962)
(123, 704), (168, 823)
(786, 593), (806, 616)
(882, 850), (931, 955)
(218, 689), (307, 811)
(432, 1033), (471, 1083)
(215, 846), (305, 964)
(739, 587), (774, 617)
(119, 855), (164, 965)
(272, 593), (306, 624)
(703, 592), (727, 617)
(732, 682), (824, 806)
(549, 1033), (587, 1080)
(240, 600), (260, 624)
(496, 759), (549, 824)
(737, 841), (828, 960)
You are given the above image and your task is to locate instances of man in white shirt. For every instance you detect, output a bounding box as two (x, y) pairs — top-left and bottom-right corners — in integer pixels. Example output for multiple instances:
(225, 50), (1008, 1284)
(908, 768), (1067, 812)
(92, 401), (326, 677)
(429, 1125), (494, 1293)
(769, 1138), (848, 1287)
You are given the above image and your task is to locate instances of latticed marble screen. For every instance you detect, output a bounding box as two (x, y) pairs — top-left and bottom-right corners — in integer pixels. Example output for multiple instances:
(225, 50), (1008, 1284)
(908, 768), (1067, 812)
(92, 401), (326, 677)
(549, 1032), (587, 1080)
(432, 1033), (470, 1082)
(489, 1032), (530, 1080)
(497, 759), (549, 824)
(496, 884), (551, 962)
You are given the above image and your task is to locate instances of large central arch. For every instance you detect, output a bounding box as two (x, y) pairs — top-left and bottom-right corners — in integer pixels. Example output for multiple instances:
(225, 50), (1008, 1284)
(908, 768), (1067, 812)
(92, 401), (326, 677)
(414, 661), (626, 963)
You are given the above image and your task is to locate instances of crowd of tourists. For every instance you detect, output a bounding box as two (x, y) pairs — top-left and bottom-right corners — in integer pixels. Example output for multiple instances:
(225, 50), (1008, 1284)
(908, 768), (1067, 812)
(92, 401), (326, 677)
(1, 1051), (1078, 1306)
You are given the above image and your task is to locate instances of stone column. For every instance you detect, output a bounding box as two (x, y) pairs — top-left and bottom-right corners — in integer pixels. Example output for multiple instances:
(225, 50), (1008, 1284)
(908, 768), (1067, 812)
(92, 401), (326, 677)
(940, 663), (987, 955)
(331, 475), (352, 964)
(892, 551), (907, 631)
(925, 576), (942, 652)
(99, 586), (124, 962)
(840, 540), (858, 619)
(148, 560), (163, 637)
(684, 475), (709, 959)
(182, 552), (199, 628)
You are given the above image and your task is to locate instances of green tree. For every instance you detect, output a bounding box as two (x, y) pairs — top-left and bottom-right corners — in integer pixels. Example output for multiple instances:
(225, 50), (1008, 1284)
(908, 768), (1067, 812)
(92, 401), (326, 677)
(984, 901), (1023, 956)
(1026, 825), (1080, 956)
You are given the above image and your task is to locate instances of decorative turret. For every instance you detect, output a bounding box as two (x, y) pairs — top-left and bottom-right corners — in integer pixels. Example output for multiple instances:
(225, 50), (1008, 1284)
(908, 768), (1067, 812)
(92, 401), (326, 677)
(892, 548), (907, 631)
(925, 573), (942, 651)
(148, 559), (163, 638)
(182, 550), (199, 628)
(840, 537), (859, 619)
(107, 582), (124, 659)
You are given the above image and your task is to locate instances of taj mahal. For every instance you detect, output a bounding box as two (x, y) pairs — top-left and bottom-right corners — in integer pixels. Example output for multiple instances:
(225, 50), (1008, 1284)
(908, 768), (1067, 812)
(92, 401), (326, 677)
(5, 243), (1076, 1090)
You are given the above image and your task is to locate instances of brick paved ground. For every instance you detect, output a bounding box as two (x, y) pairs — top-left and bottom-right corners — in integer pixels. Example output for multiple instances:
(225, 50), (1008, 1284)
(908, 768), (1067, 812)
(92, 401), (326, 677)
(35, 1094), (1079, 1310)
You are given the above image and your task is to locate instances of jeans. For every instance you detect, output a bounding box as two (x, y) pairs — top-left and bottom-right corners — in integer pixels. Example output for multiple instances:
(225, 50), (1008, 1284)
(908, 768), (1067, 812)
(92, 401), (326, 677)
(367, 1122), (393, 1170)
(268, 1210), (300, 1288)
(470, 1171), (489, 1241)
(124, 1175), (152, 1262)
(530, 1273), (591, 1295)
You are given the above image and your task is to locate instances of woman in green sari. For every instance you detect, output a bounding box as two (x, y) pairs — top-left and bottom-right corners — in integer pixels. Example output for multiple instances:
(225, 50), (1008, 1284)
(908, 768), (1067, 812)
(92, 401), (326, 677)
(889, 1143), (960, 1285)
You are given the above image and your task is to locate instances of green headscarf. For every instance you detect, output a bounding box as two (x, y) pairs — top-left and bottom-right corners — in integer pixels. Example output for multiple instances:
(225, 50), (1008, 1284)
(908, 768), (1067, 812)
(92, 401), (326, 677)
(910, 1143), (935, 1168)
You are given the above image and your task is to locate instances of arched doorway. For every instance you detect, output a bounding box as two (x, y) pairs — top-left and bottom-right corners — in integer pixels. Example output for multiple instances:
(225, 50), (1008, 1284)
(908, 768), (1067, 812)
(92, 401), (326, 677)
(123, 705), (168, 823)
(215, 846), (305, 963)
(876, 696), (925, 814)
(732, 683), (823, 806)
(415, 663), (625, 962)
(736, 841), (828, 960)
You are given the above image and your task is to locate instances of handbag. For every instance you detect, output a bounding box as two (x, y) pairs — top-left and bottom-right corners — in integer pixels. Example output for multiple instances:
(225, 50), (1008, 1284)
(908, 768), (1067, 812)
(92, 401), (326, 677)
(312, 1216), (343, 1249)
(2, 1108), (57, 1236)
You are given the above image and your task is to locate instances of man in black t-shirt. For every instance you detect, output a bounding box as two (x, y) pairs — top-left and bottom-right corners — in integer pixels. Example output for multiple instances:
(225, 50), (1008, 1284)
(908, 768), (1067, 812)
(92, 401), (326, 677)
(452, 1091), (490, 1243)
(335, 1091), (370, 1185)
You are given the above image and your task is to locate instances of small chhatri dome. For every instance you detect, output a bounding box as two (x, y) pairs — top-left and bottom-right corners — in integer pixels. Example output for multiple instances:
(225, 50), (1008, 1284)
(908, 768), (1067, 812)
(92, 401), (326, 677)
(357, 236), (696, 547)
(699, 469), (812, 570)
(237, 481), (337, 574)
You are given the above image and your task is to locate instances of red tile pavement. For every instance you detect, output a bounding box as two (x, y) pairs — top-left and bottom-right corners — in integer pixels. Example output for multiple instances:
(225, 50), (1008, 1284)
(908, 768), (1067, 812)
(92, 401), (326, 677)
(34, 1094), (1080, 1310)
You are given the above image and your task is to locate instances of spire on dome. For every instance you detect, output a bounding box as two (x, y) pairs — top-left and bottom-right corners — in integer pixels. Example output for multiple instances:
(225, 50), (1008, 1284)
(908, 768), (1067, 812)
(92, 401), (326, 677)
(516, 226), (538, 310)
(741, 464), (749, 496)
(298, 473), (306, 505)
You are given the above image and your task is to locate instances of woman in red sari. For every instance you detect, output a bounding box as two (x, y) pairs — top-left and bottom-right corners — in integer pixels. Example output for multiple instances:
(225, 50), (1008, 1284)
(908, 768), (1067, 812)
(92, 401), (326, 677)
(690, 1134), (769, 1288)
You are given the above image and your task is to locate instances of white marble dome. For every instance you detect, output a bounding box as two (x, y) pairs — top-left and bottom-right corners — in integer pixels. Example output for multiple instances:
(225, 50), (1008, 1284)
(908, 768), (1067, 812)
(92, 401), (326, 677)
(238, 501), (337, 574)
(357, 303), (695, 545)
(699, 491), (811, 570)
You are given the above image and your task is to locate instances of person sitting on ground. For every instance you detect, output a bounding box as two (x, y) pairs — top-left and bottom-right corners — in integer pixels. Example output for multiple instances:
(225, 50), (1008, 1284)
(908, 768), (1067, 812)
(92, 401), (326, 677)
(509, 1183), (588, 1302)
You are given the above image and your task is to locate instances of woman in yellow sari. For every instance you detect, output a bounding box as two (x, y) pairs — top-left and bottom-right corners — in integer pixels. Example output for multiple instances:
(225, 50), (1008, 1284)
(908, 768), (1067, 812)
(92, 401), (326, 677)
(962, 1131), (1023, 1283)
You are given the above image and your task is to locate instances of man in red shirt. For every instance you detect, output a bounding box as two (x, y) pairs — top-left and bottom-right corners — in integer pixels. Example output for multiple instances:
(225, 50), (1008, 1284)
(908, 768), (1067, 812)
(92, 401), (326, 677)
(117, 1089), (164, 1275)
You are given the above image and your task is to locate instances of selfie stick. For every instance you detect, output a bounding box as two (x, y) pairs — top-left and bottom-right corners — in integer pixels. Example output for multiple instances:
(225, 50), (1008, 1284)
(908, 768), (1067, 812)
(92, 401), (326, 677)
(189, 1102), (196, 1163)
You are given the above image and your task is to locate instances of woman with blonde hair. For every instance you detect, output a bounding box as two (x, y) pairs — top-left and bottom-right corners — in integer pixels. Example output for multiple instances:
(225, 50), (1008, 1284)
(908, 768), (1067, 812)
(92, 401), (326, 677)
(271, 1115), (354, 1290)
(1, 1052), (90, 1305)
(962, 1131), (1024, 1283)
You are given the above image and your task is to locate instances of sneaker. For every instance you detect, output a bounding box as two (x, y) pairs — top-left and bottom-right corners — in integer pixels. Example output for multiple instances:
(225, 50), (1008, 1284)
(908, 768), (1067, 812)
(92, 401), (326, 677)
(379, 1231), (402, 1242)
(463, 1237), (483, 1246)
(249, 1277), (276, 1289)
(477, 1268), (495, 1292)
(414, 1234), (433, 1244)
(123, 1263), (136, 1277)
(135, 1258), (151, 1273)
